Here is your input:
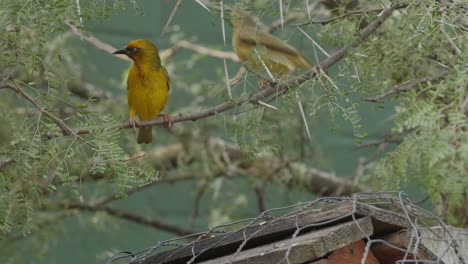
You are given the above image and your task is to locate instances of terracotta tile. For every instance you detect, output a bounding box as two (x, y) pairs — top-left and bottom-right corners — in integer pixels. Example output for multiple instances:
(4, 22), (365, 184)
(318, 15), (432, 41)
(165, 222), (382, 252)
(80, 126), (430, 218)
(328, 240), (380, 264)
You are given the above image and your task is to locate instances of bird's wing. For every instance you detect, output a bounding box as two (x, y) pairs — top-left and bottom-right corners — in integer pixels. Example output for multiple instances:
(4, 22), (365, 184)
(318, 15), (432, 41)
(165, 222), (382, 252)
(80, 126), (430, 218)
(239, 29), (301, 58)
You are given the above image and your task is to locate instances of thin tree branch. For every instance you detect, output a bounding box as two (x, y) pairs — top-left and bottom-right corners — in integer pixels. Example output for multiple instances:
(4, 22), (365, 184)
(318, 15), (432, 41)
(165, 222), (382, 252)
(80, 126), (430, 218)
(161, 0), (183, 36)
(91, 174), (197, 206)
(172, 40), (238, 61)
(253, 186), (266, 213)
(66, 22), (131, 62)
(0, 159), (15, 171)
(267, 14), (302, 32)
(8, 79), (97, 148)
(364, 71), (449, 102)
(299, 5), (407, 26)
(188, 181), (209, 229)
(83, 135), (364, 200)
(460, 95), (468, 111)
(55, 202), (198, 236)
(355, 134), (403, 149)
(66, 4), (399, 136)
(68, 81), (113, 100)
(67, 22), (238, 63)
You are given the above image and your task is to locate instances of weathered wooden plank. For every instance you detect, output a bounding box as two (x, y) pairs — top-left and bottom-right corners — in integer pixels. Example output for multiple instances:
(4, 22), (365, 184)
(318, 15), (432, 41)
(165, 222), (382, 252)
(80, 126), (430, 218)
(136, 202), (357, 264)
(198, 217), (373, 264)
(354, 203), (411, 234)
(418, 227), (468, 263)
(136, 201), (410, 264)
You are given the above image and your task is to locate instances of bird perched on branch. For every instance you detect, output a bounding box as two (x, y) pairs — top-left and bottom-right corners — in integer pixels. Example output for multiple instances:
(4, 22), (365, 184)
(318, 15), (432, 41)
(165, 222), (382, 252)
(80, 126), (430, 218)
(231, 9), (314, 78)
(113, 39), (171, 144)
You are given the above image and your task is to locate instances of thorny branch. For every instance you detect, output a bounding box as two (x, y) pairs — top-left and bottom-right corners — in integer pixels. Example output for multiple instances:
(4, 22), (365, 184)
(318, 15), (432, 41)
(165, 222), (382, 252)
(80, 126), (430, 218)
(64, 4), (400, 136)
(7, 79), (97, 149)
(85, 138), (364, 207)
(165, 40), (239, 62)
(67, 23), (238, 62)
(54, 202), (198, 236)
(299, 4), (408, 26)
(364, 71), (449, 102)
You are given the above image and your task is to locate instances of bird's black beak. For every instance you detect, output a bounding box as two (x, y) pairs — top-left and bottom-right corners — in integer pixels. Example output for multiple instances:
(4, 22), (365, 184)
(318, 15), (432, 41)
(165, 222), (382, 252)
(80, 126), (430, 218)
(113, 47), (129, 56)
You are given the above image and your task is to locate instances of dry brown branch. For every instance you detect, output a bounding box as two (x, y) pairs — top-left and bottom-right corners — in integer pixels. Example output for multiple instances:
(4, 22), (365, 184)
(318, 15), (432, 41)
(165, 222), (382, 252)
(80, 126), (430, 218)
(65, 4), (399, 137)
(364, 71), (449, 102)
(253, 186), (266, 213)
(267, 14), (303, 32)
(68, 81), (113, 100)
(162, 0), (183, 36)
(8, 79), (97, 148)
(188, 181), (209, 229)
(299, 5), (406, 25)
(54, 202), (198, 236)
(171, 40), (239, 61)
(145, 138), (366, 196)
(66, 22), (131, 62)
(67, 22), (238, 63)
(87, 137), (364, 209)
(0, 159), (15, 171)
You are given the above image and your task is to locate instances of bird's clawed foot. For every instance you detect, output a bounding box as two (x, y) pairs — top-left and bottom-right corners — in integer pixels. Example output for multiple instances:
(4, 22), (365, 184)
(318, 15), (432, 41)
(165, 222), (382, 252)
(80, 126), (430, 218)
(129, 117), (138, 133)
(159, 113), (173, 128)
(257, 79), (269, 90)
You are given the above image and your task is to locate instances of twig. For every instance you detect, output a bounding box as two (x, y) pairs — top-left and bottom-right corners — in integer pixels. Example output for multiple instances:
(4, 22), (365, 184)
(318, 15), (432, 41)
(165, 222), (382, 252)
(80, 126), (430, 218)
(253, 186), (266, 213)
(279, 0), (284, 28)
(0, 159), (15, 171)
(172, 40), (238, 61)
(364, 71), (449, 102)
(460, 95), (468, 111)
(355, 135), (402, 149)
(68, 21), (238, 63)
(298, 5), (408, 26)
(55, 202), (198, 236)
(66, 22), (131, 62)
(296, 92), (312, 141)
(220, 1), (232, 99)
(123, 153), (146, 162)
(267, 14), (302, 33)
(8, 79), (97, 149)
(188, 181), (209, 229)
(193, 0), (211, 12)
(161, 0), (183, 36)
(297, 26), (330, 57)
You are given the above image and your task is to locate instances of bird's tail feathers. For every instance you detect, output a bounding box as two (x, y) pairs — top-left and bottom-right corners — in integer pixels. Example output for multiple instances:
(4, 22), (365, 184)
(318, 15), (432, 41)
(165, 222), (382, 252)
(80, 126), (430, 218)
(137, 126), (152, 144)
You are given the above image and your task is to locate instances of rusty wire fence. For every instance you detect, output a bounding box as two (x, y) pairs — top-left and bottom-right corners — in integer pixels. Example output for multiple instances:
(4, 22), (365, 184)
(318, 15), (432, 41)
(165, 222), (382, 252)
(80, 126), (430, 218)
(107, 191), (467, 264)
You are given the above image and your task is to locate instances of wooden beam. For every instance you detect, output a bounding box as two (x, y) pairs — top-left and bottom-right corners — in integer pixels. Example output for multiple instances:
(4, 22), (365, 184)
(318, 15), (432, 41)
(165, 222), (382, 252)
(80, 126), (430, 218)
(199, 217), (373, 264)
(136, 202), (410, 264)
(419, 227), (468, 263)
(372, 227), (468, 264)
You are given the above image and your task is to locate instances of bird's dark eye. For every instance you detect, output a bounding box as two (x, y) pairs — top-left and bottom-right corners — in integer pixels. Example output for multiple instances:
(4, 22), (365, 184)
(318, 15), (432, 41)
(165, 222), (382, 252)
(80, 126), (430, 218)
(131, 47), (138, 53)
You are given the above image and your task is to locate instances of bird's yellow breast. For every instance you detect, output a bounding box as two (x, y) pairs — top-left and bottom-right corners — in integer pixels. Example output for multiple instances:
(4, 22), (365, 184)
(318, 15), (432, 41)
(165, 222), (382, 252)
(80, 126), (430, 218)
(127, 64), (169, 121)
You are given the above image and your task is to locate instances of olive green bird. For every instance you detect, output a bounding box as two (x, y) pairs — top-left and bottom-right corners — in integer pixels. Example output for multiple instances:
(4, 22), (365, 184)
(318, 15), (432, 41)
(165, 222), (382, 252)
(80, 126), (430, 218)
(231, 10), (314, 77)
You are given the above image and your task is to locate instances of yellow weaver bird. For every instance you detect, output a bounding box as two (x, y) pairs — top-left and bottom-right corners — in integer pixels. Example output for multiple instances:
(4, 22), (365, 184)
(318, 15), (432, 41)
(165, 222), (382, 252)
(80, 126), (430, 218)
(113, 39), (171, 144)
(231, 10), (314, 78)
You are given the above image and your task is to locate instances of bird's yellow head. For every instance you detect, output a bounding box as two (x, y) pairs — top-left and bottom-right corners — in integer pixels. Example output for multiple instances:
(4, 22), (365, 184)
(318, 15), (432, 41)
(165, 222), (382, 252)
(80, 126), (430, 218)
(113, 39), (161, 67)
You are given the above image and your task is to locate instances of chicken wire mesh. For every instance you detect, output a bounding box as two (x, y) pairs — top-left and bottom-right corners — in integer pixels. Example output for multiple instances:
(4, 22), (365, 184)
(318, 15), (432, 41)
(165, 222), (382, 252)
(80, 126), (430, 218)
(107, 191), (467, 264)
